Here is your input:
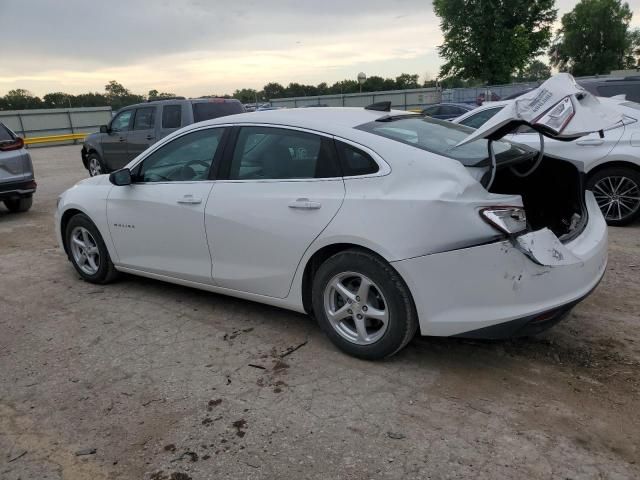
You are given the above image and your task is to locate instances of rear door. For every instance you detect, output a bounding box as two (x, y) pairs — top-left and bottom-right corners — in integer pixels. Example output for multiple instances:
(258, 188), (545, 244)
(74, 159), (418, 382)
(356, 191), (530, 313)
(127, 106), (157, 160)
(205, 125), (345, 298)
(101, 109), (133, 170)
(158, 104), (183, 140)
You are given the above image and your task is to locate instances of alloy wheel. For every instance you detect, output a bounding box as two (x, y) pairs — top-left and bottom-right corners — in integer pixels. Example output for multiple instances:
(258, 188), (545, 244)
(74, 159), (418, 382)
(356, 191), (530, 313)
(69, 226), (100, 275)
(88, 157), (102, 176)
(323, 272), (389, 345)
(592, 176), (640, 222)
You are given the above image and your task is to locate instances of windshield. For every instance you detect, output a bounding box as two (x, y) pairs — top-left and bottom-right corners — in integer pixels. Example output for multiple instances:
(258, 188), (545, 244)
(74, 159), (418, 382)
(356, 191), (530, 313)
(356, 116), (533, 167)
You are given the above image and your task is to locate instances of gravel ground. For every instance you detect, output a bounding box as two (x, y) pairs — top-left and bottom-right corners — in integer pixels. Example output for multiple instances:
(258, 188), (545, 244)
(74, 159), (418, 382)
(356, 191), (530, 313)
(1, 145), (639, 480)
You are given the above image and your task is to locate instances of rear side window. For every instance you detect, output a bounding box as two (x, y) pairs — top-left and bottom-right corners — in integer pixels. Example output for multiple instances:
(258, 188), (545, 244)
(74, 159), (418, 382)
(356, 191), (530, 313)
(459, 107), (502, 129)
(133, 107), (155, 130)
(597, 84), (640, 102)
(229, 127), (340, 180)
(162, 105), (182, 129)
(336, 141), (379, 176)
(422, 106), (439, 116)
(192, 101), (244, 122)
(439, 105), (464, 116)
(0, 123), (14, 142)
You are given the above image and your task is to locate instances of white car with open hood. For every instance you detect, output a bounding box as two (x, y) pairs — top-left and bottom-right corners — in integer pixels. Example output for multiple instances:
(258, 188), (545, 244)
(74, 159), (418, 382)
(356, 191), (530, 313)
(56, 74), (624, 359)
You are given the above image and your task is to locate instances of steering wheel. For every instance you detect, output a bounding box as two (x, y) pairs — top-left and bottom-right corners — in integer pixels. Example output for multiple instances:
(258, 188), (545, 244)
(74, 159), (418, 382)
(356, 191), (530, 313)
(177, 159), (210, 181)
(184, 159), (210, 169)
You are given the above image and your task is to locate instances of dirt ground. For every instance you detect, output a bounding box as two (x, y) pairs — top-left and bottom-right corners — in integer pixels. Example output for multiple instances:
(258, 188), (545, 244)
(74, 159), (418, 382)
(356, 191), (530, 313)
(1, 145), (639, 480)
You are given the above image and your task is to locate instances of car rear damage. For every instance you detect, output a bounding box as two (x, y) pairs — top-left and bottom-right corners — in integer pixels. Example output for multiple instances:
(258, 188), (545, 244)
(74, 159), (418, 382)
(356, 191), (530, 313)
(382, 74), (624, 337)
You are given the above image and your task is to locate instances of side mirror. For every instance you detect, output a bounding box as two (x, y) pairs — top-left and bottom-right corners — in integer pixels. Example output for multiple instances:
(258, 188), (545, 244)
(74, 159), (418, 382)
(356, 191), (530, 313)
(99, 125), (110, 134)
(109, 168), (132, 186)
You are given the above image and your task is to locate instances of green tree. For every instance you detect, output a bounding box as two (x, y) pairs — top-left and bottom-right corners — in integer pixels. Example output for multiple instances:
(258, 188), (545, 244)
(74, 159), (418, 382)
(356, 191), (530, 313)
(514, 60), (552, 82)
(2, 89), (42, 110)
(232, 88), (260, 103)
(395, 73), (419, 89)
(148, 89), (177, 101)
(43, 92), (73, 108)
(104, 80), (143, 110)
(550, 0), (633, 76)
(433, 0), (557, 84)
(262, 82), (286, 99)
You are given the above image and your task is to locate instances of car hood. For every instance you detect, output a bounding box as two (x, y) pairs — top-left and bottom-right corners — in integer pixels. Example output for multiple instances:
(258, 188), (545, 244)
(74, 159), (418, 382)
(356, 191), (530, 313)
(458, 73), (625, 146)
(74, 174), (111, 187)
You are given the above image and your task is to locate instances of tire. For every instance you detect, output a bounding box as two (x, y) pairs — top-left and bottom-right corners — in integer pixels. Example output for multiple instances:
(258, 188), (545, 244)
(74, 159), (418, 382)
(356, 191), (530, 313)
(4, 196), (32, 213)
(312, 249), (418, 360)
(87, 152), (105, 177)
(587, 167), (640, 226)
(65, 213), (119, 284)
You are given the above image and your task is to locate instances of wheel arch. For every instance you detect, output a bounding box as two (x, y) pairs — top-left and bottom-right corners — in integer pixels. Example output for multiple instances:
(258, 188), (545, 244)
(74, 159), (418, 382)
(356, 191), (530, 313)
(586, 160), (640, 179)
(299, 242), (402, 316)
(60, 208), (85, 255)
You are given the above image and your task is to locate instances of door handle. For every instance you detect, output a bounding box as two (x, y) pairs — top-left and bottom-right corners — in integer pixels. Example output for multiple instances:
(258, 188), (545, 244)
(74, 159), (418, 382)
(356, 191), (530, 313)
(146, 135), (155, 141)
(119, 137), (126, 142)
(576, 139), (604, 146)
(288, 198), (321, 210)
(177, 195), (202, 205)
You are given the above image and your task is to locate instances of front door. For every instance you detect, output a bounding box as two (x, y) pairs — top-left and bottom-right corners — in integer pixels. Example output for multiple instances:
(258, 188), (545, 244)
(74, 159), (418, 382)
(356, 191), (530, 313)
(102, 109), (134, 171)
(127, 106), (157, 161)
(106, 127), (226, 283)
(206, 126), (345, 298)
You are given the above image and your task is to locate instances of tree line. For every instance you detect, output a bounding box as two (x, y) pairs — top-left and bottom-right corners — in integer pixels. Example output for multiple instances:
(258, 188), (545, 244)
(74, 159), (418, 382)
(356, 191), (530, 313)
(1, 0), (638, 111)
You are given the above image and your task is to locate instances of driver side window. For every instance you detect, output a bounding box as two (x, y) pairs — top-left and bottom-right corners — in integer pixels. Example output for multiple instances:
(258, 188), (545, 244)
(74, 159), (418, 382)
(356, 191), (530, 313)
(137, 128), (224, 183)
(111, 110), (133, 132)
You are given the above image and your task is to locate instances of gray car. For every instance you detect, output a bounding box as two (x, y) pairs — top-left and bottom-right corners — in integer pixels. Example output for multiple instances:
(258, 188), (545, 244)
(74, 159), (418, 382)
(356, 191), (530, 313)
(81, 98), (245, 176)
(0, 122), (36, 213)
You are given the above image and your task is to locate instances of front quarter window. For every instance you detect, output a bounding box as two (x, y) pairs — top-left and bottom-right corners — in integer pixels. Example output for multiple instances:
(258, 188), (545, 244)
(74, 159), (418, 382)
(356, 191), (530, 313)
(110, 110), (133, 132)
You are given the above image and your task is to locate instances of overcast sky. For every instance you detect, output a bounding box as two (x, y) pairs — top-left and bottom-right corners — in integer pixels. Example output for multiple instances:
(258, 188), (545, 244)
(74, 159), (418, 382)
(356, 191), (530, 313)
(1, 0), (640, 97)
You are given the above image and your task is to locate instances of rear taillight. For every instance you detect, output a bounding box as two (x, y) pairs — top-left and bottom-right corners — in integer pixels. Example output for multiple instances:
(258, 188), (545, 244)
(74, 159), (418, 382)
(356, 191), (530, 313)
(0, 137), (24, 151)
(480, 207), (527, 234)
(534, 96), (575, 135)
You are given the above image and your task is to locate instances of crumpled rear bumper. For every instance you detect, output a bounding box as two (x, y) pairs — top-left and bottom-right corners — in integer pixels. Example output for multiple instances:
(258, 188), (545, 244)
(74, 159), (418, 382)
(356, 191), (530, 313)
(392, 192), (607, 337)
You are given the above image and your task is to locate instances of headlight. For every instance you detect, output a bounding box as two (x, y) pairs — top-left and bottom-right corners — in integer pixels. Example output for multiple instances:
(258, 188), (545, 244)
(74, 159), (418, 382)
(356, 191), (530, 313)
(534, 96), (575, 135)
(480, 207), (527, 234)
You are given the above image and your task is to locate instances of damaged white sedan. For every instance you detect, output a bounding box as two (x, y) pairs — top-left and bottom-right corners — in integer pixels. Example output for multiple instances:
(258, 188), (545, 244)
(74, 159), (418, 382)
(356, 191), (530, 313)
(56, 74), (624, 359)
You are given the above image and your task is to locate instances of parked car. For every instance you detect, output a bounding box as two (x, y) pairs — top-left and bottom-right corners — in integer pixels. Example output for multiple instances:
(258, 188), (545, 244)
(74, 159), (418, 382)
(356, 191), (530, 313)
(454, 97), (640, 225)
(0, 122), (36, 213)
(421, 102), (475, 120)
(81, 98), (245, 176)
(56, 76), (621, 359)
(578, 76), (640, 103)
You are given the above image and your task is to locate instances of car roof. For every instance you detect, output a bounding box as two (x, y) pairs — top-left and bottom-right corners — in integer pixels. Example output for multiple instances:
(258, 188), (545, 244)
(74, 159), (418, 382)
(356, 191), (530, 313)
(428, 102), (474, 108)
(199, 107), (419, 136)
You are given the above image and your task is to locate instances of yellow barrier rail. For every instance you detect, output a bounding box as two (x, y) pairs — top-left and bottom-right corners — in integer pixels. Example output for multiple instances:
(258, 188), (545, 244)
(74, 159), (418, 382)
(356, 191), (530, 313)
(23, 133), (88, 146)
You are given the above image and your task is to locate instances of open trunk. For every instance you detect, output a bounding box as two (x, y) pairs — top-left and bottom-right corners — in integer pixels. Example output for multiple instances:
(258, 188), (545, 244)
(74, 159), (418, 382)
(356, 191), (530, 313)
(488, 157), (587, 242)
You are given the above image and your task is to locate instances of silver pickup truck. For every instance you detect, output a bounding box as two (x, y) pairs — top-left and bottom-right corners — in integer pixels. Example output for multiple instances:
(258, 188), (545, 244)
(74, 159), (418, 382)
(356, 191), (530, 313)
(81, 98), (244, 176)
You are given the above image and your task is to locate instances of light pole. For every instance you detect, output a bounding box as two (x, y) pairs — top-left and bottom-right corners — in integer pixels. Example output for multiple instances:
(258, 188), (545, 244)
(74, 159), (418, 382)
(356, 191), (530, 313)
(357, 72), (366, 93)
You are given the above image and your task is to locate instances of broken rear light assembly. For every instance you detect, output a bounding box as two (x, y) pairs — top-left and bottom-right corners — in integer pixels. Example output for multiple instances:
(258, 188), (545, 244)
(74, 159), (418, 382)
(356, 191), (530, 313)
(480, 207), (527, 235)
(0, 136), (24, 151)
(534, 96), (575, 135)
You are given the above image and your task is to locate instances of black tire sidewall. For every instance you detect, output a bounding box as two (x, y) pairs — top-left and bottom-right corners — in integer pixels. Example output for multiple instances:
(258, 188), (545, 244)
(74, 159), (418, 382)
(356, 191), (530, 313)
(587, 167), (640, 226)
(65, 214), (114, 283)
(312, 250), (416, 360)
(4, 196), (32, 212)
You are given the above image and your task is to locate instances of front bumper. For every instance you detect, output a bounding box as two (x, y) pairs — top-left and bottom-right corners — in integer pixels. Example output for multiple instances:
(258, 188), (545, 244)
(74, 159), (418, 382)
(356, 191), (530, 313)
(392, 192), (607, 338)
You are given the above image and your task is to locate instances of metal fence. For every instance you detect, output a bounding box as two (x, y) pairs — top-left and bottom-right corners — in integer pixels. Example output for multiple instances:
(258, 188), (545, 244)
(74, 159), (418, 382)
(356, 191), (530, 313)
(269, 82), (541, 111)
(270, 88), (441, 110)
(0, 106), (112, 146)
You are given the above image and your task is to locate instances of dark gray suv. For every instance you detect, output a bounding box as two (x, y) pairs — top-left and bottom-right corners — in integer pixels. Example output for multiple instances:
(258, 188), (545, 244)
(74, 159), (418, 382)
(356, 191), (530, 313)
(81, 98), (244, 175)
(0, 122), (36, 213)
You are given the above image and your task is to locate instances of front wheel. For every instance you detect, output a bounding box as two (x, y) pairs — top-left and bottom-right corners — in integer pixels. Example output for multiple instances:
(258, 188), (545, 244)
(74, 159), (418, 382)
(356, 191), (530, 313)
(65, 214), (119, 284)
(87, 153), (105, 177)
(588, 167), (640, 226)
(312, 249), (418, 360)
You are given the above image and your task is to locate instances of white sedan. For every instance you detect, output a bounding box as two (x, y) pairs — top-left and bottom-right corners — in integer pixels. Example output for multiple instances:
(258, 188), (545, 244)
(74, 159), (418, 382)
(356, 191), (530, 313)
(454, 97), (640, 225)
(56, 76), (621, 359)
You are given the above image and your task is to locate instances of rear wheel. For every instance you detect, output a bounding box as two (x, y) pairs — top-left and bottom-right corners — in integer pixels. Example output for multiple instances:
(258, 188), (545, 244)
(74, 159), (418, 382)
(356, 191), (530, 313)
(65, 214), (119, 284)
(4, 196), (32, 213)
(312, 249), (418, 360)
(87, 153), (105, 177)
(588, 167), (640, 226)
